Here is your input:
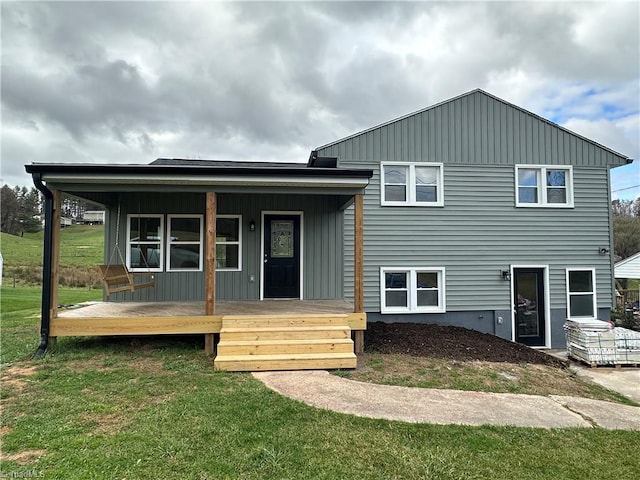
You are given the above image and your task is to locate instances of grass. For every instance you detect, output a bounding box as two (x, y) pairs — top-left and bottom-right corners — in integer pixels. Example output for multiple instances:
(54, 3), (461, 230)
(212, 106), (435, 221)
(1, 226), (104, 287)
(1, 286), (102, 365)
(2, 334), (639, 479)
(336, 353), (638, 406)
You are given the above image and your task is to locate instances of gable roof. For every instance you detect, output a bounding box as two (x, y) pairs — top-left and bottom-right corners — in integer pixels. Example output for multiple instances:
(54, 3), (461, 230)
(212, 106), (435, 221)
(315, 89), (632, 166)
(615, 252), (640, 279)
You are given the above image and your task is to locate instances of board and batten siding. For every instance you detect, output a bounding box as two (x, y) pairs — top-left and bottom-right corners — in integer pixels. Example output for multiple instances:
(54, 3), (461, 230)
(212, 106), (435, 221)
(341, 163), (615, 313)
(316, 90), (626, 169)
(105, 192), (344, 302)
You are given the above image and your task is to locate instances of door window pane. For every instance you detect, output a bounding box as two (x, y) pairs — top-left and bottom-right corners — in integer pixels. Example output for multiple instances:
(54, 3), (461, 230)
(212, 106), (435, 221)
(271, 220), (294, 258)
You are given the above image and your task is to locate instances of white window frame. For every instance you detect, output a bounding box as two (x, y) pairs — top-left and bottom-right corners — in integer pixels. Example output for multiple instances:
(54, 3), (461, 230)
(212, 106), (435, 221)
(126, 214), (164, 273)
(380, 267), (446, 313)
(216, 214), (242, 272)
(515, 165), (574, 208)
(166, 214), (203, 272)
(381, 162), (444, 206)
(566, 268), (597, 319)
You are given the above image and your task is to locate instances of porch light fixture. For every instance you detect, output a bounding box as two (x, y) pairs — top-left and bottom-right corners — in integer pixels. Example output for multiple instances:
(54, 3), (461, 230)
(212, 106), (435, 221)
(501, 270), (511, 281)
(249, 220), (256, 232)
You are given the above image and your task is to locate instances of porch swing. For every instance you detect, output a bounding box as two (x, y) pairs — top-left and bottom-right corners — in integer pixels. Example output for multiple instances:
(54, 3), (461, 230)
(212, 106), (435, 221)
(98, 203), (156, 296)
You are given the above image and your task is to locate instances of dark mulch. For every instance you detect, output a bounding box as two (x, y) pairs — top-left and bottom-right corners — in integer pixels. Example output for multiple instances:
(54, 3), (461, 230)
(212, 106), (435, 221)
(365, 322), (567, 368)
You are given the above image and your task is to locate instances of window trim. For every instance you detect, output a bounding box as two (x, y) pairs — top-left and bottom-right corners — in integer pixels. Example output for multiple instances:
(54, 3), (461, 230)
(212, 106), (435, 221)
(166, 214), (204, 272)
(216, 214), (242, 272)
(566, 268), (597, 320)
(381, 162), (444, 206)
(515, 165), (574, 208)
(126, 214), (164, 273)
(380, 267), (446, 313)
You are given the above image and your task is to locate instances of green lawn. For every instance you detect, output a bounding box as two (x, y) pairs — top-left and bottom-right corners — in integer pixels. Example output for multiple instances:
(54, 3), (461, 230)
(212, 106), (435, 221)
(1, 288), (639, 479)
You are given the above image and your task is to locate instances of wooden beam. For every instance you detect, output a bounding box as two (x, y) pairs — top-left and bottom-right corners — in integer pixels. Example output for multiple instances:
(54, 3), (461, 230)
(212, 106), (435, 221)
(205, 192), (216, 316)
(50, 190), (62, 321)
(354, 194), (364, 313)
(50, 315), (223, 336)
(205, 192), (217, 355)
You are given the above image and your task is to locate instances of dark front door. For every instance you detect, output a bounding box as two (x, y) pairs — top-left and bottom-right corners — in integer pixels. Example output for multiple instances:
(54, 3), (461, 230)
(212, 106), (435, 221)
(514, 268), (546, 346)
(263, 215), (300, 299)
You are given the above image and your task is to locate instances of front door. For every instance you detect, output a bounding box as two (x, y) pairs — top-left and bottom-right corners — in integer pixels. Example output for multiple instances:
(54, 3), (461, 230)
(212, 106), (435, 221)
(263, 214), (300, 299)
(513, 268), (546, 346)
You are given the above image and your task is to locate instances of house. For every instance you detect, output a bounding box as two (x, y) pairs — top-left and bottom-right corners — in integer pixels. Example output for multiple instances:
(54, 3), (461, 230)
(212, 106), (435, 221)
(614, 252), (640, 311)
(25, 89), (632, 370)
(81, 210), (106, 225)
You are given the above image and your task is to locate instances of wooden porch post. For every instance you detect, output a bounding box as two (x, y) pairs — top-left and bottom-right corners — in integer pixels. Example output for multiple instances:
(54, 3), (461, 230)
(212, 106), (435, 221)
(354, 193), (364, 353)
(49, 190), (62, 349)
(204, 192), (217, 355)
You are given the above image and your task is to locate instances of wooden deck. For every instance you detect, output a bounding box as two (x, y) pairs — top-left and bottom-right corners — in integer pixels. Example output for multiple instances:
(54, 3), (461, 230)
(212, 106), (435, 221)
(53, 299), (364, 371)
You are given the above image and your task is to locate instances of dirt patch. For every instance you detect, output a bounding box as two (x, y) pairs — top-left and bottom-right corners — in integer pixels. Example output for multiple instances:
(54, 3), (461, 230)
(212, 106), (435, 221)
(1, 449), (46, 465)
(1, 365), (39, 393)
(365, 322), (566, 367)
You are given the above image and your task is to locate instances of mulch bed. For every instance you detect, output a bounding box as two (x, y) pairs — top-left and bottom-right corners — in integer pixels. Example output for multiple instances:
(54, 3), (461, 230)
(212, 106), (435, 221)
(364, 322), (567, 368)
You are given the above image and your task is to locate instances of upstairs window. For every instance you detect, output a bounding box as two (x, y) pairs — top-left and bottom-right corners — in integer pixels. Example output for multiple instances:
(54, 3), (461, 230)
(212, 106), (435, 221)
(216, 215), (242, 271)
(127, 214), (163, 272)
(381, 163), (443, 206)
(167, 215), (203, 271)
(566, 268), (597, 319)
(380, 267), (446, 313)
(516, 165), (573, 207)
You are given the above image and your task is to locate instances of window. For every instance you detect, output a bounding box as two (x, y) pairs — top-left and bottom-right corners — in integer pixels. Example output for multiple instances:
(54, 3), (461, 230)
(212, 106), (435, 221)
(516, 165), (573, 207)
(126, 214), (163, 272)
(566, 268), (597, 319)
(167, 215), (203, 271)
(216, 215), (242, 271)
(381, 163), (443, 206)
(380, 267), (446, 313)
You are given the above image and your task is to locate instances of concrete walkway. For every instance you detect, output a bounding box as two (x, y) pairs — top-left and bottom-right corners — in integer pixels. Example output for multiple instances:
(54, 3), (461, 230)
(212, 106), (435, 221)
(254, 370), (640, 430)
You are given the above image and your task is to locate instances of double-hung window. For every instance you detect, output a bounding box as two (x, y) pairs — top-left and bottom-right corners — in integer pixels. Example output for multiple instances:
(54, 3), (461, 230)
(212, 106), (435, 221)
(566, 268), (597, 319)
(516, 165), (573, 207)
(126, 214), (163, 272)
(167, 215), (203, 271)
(216, 215), (242, 271)
(380, 267), (446, 313)
(381, 162), (444, 206)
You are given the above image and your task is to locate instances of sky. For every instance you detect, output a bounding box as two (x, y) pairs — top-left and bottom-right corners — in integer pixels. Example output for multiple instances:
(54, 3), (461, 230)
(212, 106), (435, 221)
(1, 1), (639, 200)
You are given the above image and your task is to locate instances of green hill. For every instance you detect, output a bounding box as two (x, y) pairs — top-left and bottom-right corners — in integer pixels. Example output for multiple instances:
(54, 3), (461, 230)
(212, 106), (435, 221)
(1, 225), (104, 286)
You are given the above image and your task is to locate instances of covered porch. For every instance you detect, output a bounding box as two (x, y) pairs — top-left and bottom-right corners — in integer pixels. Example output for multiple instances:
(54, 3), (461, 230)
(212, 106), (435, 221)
(27, 158), (372, 371)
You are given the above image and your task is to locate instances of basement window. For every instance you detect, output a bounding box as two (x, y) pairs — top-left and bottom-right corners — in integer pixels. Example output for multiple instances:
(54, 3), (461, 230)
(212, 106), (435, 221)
(380, 267), (446, 313)
(566, 268), (597, 319)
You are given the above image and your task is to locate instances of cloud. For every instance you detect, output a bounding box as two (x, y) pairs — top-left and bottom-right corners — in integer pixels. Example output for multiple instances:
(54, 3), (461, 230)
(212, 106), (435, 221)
(1, 1), (638, 199)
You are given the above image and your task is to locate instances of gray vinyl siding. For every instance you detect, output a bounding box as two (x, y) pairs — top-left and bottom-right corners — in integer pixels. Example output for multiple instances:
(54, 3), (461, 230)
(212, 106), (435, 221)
(316, 91), (628, 168)
(342, 164), (614, 314)
(105, 192), (343, 302)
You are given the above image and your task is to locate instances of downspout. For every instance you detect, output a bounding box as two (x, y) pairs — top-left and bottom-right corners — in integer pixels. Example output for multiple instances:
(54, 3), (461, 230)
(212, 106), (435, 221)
(32, 173), (53, 358)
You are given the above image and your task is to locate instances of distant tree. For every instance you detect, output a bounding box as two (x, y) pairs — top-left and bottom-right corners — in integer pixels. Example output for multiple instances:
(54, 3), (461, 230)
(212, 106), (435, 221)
(17, 186), (41, 232)
(611, 199), (634, 217)
(1, 185), (20, 234)
(612, 198), (640, 260)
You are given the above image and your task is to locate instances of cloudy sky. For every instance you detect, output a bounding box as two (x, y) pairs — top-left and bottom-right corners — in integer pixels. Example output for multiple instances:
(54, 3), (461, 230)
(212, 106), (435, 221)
(2, 1), (639, 199)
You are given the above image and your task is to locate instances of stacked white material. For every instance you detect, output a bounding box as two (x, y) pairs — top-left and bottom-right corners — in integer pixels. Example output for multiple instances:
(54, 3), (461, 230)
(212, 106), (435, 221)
(565, 320), (640, 365)
(614, 327), (640, 364)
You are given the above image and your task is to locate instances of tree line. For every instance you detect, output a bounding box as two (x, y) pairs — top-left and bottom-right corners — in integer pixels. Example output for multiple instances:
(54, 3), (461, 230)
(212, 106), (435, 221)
(1, 184), (99, 235)
(612, 198), (640, 261)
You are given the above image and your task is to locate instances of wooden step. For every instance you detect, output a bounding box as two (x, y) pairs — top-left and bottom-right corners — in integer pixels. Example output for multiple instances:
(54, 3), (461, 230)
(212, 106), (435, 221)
(217, 338), (354, 356)
(213, 353), (357, 371)
(219, 325), (351, 341)
(221, 314), (350, 327)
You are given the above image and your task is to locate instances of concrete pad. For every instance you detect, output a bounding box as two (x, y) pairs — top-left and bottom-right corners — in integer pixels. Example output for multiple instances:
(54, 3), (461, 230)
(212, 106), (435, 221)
(573, 368), (640, 403)
(254, 371), (591, 429)
(551, 396), (640, 430)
